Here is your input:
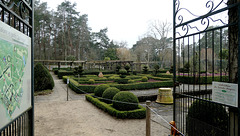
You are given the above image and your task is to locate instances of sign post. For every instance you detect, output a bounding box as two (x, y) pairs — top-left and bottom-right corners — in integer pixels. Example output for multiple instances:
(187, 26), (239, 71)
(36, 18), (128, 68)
(67, 78), (69, 101)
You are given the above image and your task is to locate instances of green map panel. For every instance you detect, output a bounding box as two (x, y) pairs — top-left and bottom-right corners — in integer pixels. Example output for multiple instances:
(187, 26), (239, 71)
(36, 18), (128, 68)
(0, 39), (28, 118)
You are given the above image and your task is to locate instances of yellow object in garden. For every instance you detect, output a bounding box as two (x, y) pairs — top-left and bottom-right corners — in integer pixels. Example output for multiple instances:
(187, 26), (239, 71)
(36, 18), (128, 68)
(156, 88), (173, 104)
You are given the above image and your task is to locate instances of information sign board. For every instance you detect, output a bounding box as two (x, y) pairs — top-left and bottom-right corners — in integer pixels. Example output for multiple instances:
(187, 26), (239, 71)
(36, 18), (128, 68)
(0, 21), (31, 129)
(212, 82), (238, 107)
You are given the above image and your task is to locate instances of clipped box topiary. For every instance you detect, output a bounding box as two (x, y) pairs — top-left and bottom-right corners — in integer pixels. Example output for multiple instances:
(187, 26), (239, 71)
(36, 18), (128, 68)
(94, 84), (110, 97)
(34, 63), (55, 91)
(119, 69), (127, 78)
(88, 79), (95, 84)
(102, 87), (120, 104)
(113, 91), (139, 111)
(141, 76), (148, 82)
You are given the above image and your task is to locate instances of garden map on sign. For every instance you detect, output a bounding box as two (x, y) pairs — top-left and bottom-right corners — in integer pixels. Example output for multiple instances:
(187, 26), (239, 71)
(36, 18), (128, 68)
(0, 39), (28, 118)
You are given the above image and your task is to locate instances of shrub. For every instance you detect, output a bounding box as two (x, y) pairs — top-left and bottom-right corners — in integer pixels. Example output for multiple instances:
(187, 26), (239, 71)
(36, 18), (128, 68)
(128, 80), (135, 84)
(76, 65), (84, 76)
(115, 78), (129, 84)
(155, 73), (173, 78)
(142, 65), (149, 74)
(104, 57), (110, 61)
(186, 100), (228, 136)
(153, 64), (160, 75)
(124, 65), (131, 73)
(58, 70), (74, 79)
(34, 63), (55, 91)
(141, 76), (148, 82)
(184, 62), (190, 72)
(113, 91), (139, 111)
(119, 69), (127, 75)
(177, 76), (228, 84)
(86, 94), (146, 119)
(102, 87), (120, 104)
(88, 79), (95, 84)
(110, 81), (173, 90)
(116, 65), (121, 73)
(94, 84), (110, 97)
(169, 66), (174, 73)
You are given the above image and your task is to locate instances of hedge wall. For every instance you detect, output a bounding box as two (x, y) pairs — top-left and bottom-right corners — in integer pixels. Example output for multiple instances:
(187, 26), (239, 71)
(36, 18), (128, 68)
(177, 76), (228, 84)
(63, 77), (96, 94)
(85, 94), (146, 119)
(110, 81), (173, 90)
(83, 70), (115, 75)
(63, 75), (173, 94)
(155, 73), (173, 78)
(58, 70), (74, 79)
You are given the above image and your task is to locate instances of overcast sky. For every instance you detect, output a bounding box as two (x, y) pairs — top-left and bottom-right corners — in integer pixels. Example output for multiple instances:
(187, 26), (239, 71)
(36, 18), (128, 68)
(40, 0), (173, 48)
(40, 0), (227, 48)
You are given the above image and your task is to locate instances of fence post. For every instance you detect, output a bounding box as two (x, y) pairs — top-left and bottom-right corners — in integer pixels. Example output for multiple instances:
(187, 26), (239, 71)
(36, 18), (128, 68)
(146, 100), (151, 136)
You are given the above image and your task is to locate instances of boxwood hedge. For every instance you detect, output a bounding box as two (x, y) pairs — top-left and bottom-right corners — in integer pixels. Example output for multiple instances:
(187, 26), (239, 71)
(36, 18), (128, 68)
(85, 94), (146, 119)
(63, 76), (173, 94)
(58, 70), (74, 79)
(177, 76), (228, 84)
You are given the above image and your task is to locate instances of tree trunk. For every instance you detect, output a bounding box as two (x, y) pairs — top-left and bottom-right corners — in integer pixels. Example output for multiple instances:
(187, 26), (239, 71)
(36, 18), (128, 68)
(228, 0), (240, 83)
(228, 1), (239, 136)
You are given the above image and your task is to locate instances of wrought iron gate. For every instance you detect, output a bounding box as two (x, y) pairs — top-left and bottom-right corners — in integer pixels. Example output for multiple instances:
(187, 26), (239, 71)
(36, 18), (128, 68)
(0, 0), (34, 136)
(173, 0), (240, 135)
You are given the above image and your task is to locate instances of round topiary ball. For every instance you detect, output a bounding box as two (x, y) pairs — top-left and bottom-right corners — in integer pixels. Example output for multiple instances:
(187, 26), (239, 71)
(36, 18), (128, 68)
(94, 84), (110, 97)
(113, 91), (139, 111)
(88, 79), (95, 84)
(102, 87), (120, 104)
(141, 76), (148, 82)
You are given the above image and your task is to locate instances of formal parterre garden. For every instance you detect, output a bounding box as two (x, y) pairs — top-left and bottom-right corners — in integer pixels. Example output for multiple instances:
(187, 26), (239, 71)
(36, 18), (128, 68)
(52, 64), (228, 119)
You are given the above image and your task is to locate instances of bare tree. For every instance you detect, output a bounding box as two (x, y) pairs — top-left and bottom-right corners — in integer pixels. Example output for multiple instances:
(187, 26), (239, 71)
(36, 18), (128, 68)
(148, 20), (173, 68)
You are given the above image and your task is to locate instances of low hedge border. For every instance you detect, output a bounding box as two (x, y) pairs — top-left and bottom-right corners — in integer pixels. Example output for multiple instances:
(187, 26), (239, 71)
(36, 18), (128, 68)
(110, 81), (173, 91)
(58, 70), (74, 79)
(177, 76), (228, 84)
(85, 94), (146, 119)
(155, 73), (173, 78)
(72, 77), (109, 81)
(63, 76), (96, 93)
(64, 77), (173, 94)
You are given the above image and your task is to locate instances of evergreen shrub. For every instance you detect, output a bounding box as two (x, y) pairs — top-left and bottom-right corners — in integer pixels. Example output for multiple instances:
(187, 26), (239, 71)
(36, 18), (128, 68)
(186, 100), (228, 136)
(142, 65), (149, 74)
(85, 94), (146, 119)
(153, 64), (160, 75)
(116, 65), (121, 73)
(94, 84), (110, 97)
(58, 70), (74, 79)
(102, 87), (120, 104)
(141, 76), (148, 82)
(34, 63), (55, 91)
(88, 79), (95, 84)
(115, 78), (129, 84)
(119, 69), (127, 78)
(128, 80), (135, 84)
(113, 91), (139, 111)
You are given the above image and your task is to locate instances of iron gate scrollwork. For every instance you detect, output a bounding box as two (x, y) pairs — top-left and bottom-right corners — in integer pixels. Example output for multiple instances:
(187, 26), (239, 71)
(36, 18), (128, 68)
(0, 0), (34, 136)
(173, 0), (240, 135)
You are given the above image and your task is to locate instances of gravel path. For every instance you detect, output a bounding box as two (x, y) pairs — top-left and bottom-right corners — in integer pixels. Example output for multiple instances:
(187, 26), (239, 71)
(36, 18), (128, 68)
(34, 72), (170, 136)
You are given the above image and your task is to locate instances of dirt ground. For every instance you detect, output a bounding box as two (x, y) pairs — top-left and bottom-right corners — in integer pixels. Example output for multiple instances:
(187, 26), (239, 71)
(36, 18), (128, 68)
(34, 73), (170, 136)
